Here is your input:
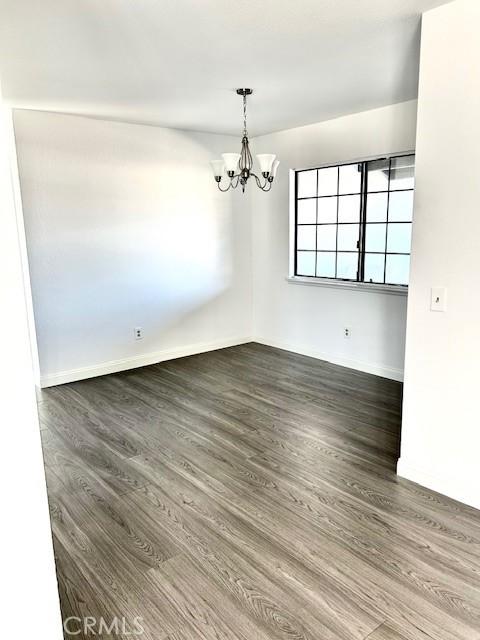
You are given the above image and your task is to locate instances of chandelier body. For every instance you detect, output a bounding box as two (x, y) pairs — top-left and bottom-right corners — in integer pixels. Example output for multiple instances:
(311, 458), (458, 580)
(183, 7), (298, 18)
(210, 89), (279, 193)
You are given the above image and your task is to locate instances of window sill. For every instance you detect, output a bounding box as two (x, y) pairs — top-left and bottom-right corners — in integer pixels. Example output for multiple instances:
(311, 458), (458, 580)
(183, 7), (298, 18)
(286, 276), (408, 296)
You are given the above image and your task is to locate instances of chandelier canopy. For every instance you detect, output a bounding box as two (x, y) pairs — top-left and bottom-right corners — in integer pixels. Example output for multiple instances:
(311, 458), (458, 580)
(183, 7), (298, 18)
(210, 89), (279, 193)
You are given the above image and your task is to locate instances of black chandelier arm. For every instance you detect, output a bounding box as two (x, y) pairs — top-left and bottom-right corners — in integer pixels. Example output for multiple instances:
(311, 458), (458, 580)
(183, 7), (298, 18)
(216, 175), (241, 192)
(259, 180), (273, 192)
(215, 170), (274, 193)
(251, 172), (273, 192)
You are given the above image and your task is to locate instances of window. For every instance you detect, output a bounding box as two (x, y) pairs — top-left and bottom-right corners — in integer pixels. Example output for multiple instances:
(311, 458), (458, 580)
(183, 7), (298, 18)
(294, 154), (415, 287)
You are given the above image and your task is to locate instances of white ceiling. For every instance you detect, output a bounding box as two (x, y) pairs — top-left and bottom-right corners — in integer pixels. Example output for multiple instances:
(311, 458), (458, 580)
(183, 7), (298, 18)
(0, 0), (450, 136)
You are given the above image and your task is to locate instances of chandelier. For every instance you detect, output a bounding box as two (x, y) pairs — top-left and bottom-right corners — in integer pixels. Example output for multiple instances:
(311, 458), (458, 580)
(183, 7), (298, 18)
(210, 89), (279, 193)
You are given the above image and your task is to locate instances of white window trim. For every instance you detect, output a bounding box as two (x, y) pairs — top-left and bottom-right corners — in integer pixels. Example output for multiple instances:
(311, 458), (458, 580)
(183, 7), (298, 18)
(288, 150), (414, 294)
(286, 275), (407, 296)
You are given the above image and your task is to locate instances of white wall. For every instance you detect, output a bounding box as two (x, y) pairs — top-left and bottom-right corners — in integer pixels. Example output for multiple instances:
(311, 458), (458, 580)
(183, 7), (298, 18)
(14, 110), (252, 386)
(15, 103), (419, 388)
(251, 101), (418, 380)
(398, 0), (480, 509)
(0, 100), (63, 635)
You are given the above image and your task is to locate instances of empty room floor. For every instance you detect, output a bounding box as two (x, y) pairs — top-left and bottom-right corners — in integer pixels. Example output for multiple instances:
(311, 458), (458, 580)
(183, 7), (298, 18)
(38, 343), (480, 640)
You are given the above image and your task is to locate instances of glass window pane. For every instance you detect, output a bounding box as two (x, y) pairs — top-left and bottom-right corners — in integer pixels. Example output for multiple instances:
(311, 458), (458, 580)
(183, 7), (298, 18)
(389, 190), (414, 222)
(386, 254), (410, 285)
(338, 195), (360, 222)
(365, 223), (386, 253)
(337, 252), (358, 280)
(317, 225), (337, 250)
(297, 198), (316, 224)
(297, 225), (316, 250)
(296, 155), (415, 286)
(339, 164), (361, 194)
(366, 192), (388, 222)
(387, 223), (412, 254)
(367, 158), (389, 192)
(364, 253), (385, 283)
(317, 197), (337, 223)
(297, 170), (317, 198)
(316, 252), (336, 278)
(297, 251), (315, 276)
(317, 167), (338, 196)
(390, 155), (415, 190)
(337, 224), (359, 251)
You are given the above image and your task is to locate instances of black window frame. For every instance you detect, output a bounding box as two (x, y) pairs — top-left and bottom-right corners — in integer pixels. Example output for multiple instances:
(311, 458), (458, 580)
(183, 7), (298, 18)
(294, 153), (414, 288)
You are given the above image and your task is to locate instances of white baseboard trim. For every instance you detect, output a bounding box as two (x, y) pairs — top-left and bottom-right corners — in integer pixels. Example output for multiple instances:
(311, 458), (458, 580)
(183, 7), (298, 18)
(40, 336), (253, 388)
(397, 457), (480, 511)
(253, 336), (403, 381)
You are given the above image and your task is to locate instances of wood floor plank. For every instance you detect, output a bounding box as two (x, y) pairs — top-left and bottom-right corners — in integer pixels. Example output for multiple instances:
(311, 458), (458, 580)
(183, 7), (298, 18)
(366, 622), (433, 640)
(37, 342), (480, 640)
(39, 396), (151, 495)
(245, 453), (480, 585)
(47, 476), (181, 639)
(124, 445), (480, 639)
(124, 481), (380, 640)
(147, 554), (276, 640)
(47, 460), (182, 571)
(125, 455), (383, 638)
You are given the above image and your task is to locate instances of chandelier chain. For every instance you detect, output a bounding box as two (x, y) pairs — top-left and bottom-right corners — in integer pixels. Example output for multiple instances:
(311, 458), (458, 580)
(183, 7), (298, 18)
(243, 93), (248, 137)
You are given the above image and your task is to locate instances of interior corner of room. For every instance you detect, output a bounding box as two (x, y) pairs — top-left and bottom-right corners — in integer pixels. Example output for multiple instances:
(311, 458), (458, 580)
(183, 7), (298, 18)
(6, 0), (480, 548)
(14, 101), (417, 389)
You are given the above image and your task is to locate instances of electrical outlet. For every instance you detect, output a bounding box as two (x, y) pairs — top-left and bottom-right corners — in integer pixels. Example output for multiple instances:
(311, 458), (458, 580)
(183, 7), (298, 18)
(431, 287), (447, 312)
(344, 327), (351, 339)
(134, 326), (143, 340)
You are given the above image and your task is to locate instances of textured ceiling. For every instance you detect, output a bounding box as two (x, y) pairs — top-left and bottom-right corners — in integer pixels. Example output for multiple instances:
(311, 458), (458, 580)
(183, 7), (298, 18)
(0, 0), (450, 135)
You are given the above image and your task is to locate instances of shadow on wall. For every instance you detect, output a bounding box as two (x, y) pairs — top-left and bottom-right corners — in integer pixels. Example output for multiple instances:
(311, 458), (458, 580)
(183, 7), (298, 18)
(14, 110), (243, 378)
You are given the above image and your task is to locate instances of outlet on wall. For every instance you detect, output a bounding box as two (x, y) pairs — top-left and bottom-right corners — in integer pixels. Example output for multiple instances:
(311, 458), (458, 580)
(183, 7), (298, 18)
(430, 287), (447, 312)
(344, 327), (351, 339)
(134, 326), (143, 340)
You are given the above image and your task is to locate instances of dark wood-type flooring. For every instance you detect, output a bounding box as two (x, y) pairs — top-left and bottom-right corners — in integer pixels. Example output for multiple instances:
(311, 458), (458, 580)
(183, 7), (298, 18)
(37, 343), (480, 640)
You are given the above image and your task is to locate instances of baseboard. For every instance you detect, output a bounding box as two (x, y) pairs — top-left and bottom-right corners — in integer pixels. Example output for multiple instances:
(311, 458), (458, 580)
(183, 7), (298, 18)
(39, 335), (253, 388)
(397, 457), (480, 511)
(253, 336), (404, 381)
